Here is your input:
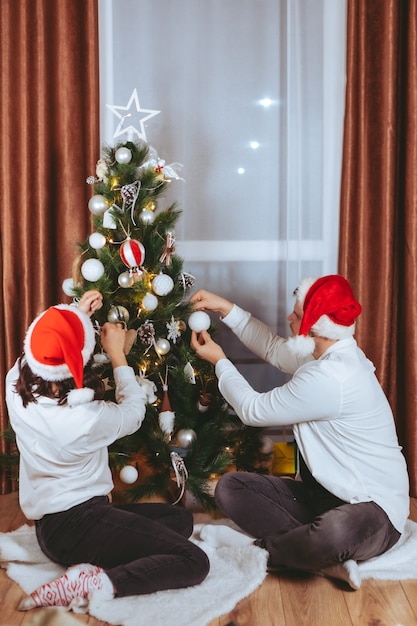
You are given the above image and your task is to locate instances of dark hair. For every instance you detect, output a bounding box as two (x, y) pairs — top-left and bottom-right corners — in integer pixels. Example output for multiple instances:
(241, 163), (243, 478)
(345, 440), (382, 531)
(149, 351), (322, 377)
(14, 355), (105, 407)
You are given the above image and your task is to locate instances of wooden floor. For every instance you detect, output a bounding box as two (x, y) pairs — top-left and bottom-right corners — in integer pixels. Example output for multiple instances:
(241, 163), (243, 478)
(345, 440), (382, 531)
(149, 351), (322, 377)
(1, 492), (417, 626)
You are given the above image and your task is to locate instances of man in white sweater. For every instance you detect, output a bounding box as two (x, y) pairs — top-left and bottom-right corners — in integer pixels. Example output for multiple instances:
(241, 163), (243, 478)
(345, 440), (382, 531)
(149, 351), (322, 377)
(190, 275), (409, 590)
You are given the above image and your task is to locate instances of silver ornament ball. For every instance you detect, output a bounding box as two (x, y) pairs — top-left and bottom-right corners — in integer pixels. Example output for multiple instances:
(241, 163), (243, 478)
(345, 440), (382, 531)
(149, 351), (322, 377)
(176, 429), (197, 449)
(139, 209), (155, 225)
(107, 305), (130, 324)
(118, 271), (134, 288)
(155, 338), (171, 355)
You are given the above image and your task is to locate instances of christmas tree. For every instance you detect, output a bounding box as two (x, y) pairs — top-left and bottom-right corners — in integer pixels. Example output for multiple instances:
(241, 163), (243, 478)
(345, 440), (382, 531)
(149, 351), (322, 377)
(60, 95), (265, 510)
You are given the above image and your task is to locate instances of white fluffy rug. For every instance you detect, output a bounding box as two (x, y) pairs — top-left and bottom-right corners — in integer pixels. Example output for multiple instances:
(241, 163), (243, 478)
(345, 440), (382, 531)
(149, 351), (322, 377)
(357, 518), (417, 580)
(0, 520), (268, 626)
(1, 519), (417, 626)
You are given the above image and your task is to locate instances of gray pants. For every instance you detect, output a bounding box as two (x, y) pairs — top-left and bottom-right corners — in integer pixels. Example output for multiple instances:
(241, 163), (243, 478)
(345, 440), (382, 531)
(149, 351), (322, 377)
(214, 472), (400, 572)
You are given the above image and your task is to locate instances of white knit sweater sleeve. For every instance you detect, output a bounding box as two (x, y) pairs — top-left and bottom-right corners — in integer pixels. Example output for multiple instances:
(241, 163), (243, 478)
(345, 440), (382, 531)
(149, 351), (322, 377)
(221, 304), (311, 374)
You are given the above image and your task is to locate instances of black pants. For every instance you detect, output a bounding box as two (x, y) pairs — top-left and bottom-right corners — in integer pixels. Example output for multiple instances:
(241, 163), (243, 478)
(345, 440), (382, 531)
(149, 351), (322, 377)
(35, 496), (209, 597)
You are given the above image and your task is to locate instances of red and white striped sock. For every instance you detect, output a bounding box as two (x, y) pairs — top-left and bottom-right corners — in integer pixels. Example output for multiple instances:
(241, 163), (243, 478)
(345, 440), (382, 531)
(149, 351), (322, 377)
(19, 563), (110, 610)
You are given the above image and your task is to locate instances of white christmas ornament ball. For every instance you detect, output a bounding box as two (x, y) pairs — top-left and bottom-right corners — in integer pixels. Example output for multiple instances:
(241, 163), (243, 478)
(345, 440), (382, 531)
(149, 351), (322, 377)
(115, 147), (132, 164)
(81, 258), (105, 282)
(152, 273), (174, 296)
(142, 293), (158, 311)
(188, 311), (211, 332)
(119, 465), (138, 484)
(62, 277), (76, 296)
(88, 194), (108, 216)
(89, 232), (106, 250)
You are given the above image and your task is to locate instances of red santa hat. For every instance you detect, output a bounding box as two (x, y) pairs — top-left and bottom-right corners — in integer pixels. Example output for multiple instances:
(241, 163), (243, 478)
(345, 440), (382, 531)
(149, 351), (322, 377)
(23, 304), (96, 406)
(288, 275), (362, 356)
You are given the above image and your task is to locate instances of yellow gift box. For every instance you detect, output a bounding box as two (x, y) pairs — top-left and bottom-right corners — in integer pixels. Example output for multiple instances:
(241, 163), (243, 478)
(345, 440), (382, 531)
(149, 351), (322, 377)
(271, 441), (297, 476)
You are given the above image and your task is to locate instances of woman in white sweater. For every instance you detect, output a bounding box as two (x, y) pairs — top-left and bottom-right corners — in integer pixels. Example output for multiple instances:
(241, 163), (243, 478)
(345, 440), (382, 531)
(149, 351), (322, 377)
(190, 275), (409, 590)
(6, 290), (209, 611)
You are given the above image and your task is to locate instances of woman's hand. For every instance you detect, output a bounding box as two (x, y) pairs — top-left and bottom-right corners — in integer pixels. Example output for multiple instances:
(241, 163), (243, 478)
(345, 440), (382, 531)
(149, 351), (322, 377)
(100, 322), (128, 368)
(78, 290), (103, 317)
(190, 290), (233, 318)
(190, 330), (227, 366)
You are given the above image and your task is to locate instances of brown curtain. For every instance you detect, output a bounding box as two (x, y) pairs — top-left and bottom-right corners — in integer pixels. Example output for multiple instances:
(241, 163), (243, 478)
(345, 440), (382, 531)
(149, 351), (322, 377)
(339, 0), (417, 495)
(0, 0), (100, 493)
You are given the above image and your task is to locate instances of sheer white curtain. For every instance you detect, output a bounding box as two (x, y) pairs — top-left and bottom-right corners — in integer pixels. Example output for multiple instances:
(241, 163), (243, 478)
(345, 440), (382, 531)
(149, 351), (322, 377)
(98, 0), (347, 391)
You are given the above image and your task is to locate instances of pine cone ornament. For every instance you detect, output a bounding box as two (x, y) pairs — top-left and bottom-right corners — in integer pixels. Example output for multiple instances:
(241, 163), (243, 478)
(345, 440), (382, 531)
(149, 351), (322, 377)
(137, 321), (155, 345)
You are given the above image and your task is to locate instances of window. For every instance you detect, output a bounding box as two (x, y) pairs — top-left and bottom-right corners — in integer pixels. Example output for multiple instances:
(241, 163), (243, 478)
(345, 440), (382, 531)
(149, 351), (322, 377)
(99, 0), (347, 390)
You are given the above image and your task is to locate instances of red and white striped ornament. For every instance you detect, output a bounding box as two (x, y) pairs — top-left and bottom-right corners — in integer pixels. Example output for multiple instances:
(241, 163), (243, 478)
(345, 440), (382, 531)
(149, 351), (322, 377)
(120, 238), (145, 271)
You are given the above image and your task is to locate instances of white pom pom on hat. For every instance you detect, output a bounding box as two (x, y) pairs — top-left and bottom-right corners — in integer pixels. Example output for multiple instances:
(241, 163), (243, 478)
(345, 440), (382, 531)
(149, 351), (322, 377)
(23, 304), (96, 406)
